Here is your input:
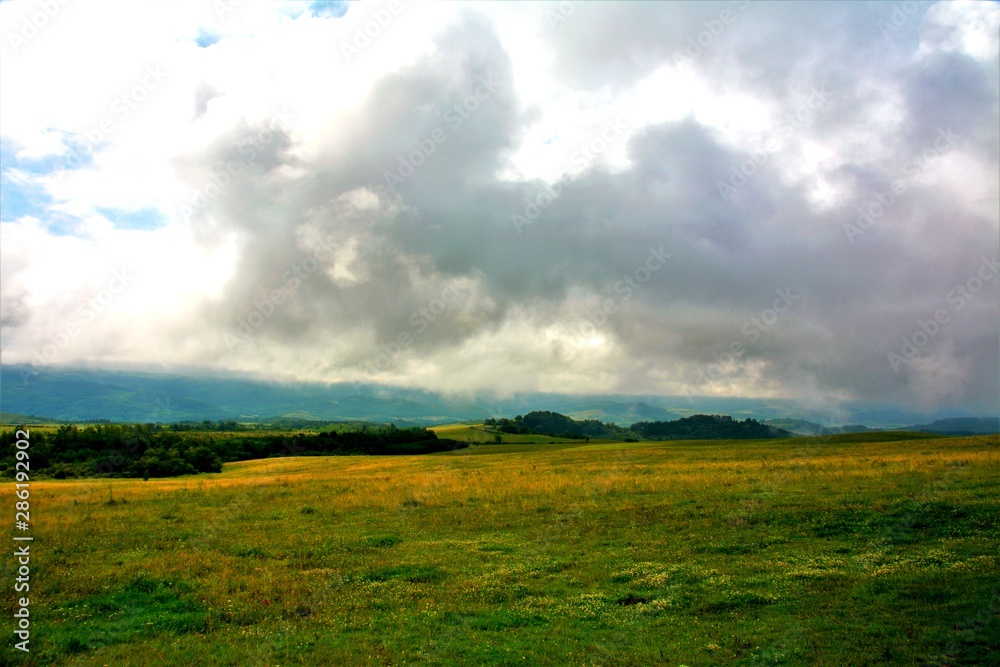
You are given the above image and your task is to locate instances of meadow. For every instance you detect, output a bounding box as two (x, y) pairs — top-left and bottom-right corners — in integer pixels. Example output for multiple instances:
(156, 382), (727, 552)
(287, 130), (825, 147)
(3, 430), (998, 666)
(430, 424), (588, 445)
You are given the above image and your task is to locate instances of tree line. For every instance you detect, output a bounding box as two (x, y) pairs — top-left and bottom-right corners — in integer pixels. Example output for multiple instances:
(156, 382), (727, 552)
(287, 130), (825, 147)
(484, 412), (791, 441)
(484, 412), (637, 440)
(0, 422), (463, 479)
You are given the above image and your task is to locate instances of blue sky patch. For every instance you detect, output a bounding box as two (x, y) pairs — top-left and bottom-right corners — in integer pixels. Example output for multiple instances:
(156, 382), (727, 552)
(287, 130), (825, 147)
(195, 29), (220, 48)
(0, 169), (51, 223)
(1, 137), (57, 223)
(95, 206), (167, 231)
(1, 138), (164, 233)
(0, 167), (81, 236)
(308, 1), (350, 19)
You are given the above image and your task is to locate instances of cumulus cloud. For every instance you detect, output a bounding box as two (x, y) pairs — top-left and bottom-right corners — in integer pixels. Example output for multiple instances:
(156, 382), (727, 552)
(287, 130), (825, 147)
(0, 0), (997, 415)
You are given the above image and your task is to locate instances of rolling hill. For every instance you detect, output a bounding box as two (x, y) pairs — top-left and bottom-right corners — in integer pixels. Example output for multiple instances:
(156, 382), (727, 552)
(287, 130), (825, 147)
(2, 364), (994, 429)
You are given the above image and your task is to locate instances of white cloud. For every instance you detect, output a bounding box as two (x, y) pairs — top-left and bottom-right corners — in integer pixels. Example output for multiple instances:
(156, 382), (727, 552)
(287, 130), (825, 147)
(0, 1), (996, 414)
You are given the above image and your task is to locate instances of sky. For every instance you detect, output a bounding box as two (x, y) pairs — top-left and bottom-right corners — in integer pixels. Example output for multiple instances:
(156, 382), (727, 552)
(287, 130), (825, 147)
(0, 0), (998, 414)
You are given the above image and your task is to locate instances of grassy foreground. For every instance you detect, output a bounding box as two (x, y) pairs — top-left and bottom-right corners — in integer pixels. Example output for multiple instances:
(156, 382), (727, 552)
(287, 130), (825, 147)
(3, 433), (999, 666)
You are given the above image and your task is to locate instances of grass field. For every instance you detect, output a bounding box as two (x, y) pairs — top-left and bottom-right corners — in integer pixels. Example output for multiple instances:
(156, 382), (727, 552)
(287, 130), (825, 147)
(4, 432), (999, 666)
(430, 424), (596, 445)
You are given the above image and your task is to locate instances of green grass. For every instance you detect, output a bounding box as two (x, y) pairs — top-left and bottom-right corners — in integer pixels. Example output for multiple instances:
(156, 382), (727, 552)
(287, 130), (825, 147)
(45, 576), (207, 655)
(431, 423), (596, 444)
(4, 433), (998, 665)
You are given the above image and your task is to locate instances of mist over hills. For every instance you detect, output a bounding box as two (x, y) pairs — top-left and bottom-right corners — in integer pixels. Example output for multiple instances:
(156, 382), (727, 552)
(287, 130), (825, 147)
(1, 365), (994, 432)
(901, 417), (1000, 436)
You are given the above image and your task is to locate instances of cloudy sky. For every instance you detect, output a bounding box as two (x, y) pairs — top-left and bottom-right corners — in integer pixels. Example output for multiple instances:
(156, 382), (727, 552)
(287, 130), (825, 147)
(1, 0), (997, 413)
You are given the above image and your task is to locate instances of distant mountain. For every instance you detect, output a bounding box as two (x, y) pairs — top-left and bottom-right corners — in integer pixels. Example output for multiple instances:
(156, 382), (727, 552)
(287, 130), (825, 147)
(764, 419), (872, 436)
(1, 367), (223, 422)
(1, 365), (992, 428)
(903, 417), (999, 436)
(1, 365), (479, 424)
(0, 412), (62, 425)
(563, 401), (674, 425)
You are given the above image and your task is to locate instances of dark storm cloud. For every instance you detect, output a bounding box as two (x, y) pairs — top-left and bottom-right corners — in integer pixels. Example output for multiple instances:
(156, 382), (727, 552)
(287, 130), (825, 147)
(544, 1), (921, 92)
(901, 50), (1000, 162)
(176, 3), (996, 412)
(181, 12), (520, 363)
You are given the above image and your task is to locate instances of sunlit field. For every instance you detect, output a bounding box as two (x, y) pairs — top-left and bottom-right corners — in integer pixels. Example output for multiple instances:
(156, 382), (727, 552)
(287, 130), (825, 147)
(431, 424), (592, 444)
(5, 432), (999, 666)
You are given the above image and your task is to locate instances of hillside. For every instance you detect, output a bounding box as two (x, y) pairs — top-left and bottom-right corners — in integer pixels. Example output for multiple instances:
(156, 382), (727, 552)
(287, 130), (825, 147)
(3, 365), (993, 428)
(764, 418), (872, 436)
(486, 411), (637, 440)
(631, 414), (792, 440)
(485, 412), (793, 441)
(903, 417), (1000, 436)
